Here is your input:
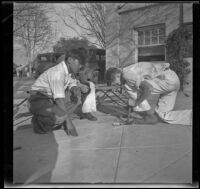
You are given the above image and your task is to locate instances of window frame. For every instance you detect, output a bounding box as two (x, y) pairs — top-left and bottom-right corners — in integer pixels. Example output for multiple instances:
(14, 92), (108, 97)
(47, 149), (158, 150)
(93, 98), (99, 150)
(136, 23), (166, 47)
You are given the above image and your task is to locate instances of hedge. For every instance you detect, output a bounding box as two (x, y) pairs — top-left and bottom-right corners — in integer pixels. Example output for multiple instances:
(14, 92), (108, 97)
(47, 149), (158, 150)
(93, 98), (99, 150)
(166, 25), (192, 91)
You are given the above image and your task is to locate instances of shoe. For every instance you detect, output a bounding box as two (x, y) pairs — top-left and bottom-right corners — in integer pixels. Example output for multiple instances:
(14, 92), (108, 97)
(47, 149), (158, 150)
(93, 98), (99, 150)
(80, 113), (97, 121)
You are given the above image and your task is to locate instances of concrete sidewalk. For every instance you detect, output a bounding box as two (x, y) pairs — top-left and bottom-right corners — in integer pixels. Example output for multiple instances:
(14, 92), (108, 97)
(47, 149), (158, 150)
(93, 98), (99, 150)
(13, 77), (192, 184)
(13, 111), (192, 184)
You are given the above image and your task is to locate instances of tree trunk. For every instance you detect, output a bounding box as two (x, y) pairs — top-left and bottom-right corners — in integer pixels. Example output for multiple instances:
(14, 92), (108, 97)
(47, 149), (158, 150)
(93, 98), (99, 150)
(27, 53), (32, 77)
(29, 61), (32, 77)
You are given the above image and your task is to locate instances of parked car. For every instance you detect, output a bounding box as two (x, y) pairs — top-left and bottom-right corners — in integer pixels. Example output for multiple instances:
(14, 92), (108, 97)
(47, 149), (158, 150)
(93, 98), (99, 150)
(33, 52), (64, 79)
(88, 48), (106, 83)
(33, 49), (105, 83)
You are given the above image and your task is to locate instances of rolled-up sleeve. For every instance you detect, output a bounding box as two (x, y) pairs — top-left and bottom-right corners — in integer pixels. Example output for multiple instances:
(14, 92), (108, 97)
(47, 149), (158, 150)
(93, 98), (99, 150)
(68, 77), (78, 90)
(48, 71), (65, 99)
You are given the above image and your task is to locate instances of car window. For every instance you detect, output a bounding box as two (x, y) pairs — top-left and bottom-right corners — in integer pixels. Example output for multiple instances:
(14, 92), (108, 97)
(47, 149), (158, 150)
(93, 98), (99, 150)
(40, 56), (48, 61)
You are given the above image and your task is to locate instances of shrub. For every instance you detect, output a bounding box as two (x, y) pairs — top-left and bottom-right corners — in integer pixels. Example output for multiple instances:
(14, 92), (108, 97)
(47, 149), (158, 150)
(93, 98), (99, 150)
(166, 25), (192, 90)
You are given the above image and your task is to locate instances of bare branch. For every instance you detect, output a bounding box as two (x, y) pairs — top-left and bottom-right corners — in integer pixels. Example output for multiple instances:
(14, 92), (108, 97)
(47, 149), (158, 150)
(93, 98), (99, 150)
(14, 3), (54, 74)
(54, 3), (105, 49)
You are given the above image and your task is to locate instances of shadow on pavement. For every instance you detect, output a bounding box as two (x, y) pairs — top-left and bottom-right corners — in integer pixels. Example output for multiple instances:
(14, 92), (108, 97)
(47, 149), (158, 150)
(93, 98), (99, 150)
(97, 104), (128, 118)
(13, 123), (58, 184)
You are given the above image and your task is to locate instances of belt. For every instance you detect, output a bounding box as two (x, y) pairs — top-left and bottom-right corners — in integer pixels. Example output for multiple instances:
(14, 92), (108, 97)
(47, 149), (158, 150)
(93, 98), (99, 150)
(29, 90), (51, 97)
(29, 90), (54, 103)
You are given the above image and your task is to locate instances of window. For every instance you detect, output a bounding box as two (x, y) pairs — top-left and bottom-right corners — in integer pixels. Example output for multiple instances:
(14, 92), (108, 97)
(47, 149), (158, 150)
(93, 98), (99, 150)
(137, 24), (166, 46)
(136, 24), (166, 62)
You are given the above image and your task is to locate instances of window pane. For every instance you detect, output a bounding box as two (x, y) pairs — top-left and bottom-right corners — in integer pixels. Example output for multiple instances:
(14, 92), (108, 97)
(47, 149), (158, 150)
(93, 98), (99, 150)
(40, 56), (47, 61)
(145, 37), (150, 45)
(152, 36), (158, 44)
(152, 29), (158, 37)
(145, 30), (150, 45)
(145, 30), (150, 37)
(159, 36), (165, 44)
(159, 28), (165, 36)
(138, 31), (144, 45)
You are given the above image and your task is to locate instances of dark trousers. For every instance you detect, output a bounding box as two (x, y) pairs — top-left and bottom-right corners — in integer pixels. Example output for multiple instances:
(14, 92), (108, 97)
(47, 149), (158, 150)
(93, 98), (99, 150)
(29, 88), (91, 134)
(28, 92), (65, 134)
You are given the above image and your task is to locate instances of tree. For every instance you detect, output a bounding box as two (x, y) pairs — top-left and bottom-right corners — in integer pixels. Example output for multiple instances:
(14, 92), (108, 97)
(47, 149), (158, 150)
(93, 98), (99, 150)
(166, 25), (192, 91)
(54, 3), (105, 49)
(14, 3), (55, 75)
(53, 37), (97, 53)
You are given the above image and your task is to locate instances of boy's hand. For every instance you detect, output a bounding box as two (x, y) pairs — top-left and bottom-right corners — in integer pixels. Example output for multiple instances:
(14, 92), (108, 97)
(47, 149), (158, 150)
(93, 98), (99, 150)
(70, 86), (82, 104)
(70, 86), (81, 96)
(78, 83), (90, 93)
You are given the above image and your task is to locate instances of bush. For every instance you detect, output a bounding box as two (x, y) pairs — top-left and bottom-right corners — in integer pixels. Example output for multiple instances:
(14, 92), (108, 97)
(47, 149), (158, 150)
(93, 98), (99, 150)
(166, 25), (192, 90)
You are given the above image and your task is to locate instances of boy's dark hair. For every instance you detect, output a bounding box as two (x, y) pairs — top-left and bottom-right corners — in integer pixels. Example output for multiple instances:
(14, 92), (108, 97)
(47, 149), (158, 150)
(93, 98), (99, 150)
(105, 67), (122, 86)
(78, 47), (90, 63)
(78, 47), (87, 55)
(65, 49), (86, 66)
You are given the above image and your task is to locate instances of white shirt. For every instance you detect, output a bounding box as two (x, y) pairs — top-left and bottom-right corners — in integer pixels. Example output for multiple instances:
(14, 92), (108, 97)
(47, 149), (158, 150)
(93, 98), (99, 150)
(31, 61), (78, 99)
(122, 62), (171, 112)
(145, 68), (180, 95)
(122, 62), (155, 89)
(122, 62), (170, 88)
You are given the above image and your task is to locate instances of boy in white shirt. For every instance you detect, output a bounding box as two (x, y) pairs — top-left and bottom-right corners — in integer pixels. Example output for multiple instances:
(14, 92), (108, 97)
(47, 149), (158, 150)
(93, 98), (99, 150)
(29, 49), (89, 136)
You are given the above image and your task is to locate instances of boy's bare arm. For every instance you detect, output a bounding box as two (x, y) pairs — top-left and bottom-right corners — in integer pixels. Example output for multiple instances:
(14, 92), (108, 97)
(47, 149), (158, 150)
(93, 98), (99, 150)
(55, 98), (79, 136)
(134, 80), (153, 107)
(55, 98), (74, 121)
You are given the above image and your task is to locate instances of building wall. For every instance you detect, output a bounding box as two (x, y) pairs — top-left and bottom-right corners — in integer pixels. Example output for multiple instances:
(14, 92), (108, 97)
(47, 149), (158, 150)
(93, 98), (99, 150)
(105, 3), (193, 69)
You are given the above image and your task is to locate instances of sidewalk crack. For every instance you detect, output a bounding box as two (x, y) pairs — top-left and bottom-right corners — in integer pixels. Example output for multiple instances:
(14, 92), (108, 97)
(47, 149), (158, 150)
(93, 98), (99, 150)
(113, 126), (124, 182)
